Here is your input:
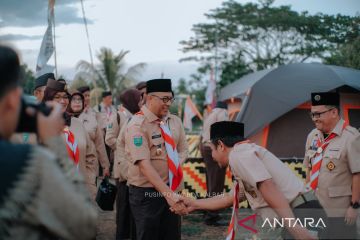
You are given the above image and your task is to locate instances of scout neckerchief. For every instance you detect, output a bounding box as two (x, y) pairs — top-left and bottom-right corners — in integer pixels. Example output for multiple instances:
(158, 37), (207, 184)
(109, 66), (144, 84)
(309, 121), (347, 190)
(158, 119), (183, 191)
(226, 140), (249, 240)
(63, 127), (80, 165)
(136, 111), (183, 191)
(226, 181), (240, 240)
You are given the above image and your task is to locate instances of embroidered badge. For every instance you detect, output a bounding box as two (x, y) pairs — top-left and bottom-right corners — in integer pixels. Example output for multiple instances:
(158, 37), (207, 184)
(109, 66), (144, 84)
(314, 95), (321, 101)
(327, 161), (335, 171)
(156, 148), (162, 155)
(108, 123), (113, 129)
(133, 135), (143, 147)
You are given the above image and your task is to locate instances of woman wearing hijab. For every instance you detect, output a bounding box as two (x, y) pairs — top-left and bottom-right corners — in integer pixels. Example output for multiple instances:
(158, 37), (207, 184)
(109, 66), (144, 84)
(113, 88), (142, 240)
(77, 86), (110, 178)
(43, 80), (98, 198)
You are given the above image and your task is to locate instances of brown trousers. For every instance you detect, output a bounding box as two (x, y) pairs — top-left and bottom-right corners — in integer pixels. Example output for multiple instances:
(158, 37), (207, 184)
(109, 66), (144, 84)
(200, 144), (226, 198)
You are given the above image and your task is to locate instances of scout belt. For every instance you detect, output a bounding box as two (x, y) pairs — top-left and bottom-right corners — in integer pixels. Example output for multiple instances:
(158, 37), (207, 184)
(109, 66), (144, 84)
(290, 191), (318, 209)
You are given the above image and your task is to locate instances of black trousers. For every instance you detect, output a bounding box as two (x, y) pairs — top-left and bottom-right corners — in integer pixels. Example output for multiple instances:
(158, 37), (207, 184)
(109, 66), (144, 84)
(283, 200), (329, 239)
(129, 185), (181, 240)
(200, 144), (226, 219)
(116, 180), (136, 240)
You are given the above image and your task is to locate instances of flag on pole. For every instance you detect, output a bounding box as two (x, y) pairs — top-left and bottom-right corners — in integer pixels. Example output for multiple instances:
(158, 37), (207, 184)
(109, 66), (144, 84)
(36, 0), (55, 75)
(204, 66), (216, 109)
(183, 96), (203, 131)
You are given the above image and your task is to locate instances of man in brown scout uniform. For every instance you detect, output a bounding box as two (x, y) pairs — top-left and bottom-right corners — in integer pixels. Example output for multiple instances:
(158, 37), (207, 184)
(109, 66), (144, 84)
(33, 73), (55, 102)
(124, 79), (188, 240)
(181, 121), (327, 239)
(200, 101), (229, 226)
(0, 45), (97, 240)
(304, 92), (360, 239)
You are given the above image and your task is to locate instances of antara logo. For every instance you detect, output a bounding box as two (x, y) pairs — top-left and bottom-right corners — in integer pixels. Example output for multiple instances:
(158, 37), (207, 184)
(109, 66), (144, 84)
(261, 218), (327, 228)
(237, 214), (258, 234)
(237, 214), (326, 233)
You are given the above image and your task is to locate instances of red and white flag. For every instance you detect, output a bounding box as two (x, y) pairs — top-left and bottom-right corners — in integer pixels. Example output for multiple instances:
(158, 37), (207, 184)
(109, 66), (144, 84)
(183, 96), (203, 131)
(36, 0), (55, 76)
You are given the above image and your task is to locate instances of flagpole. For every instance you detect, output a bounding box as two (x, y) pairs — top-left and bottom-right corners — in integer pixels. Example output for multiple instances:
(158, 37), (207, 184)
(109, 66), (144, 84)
(80, 0), (99, 105)
(52, 0), (58, 78)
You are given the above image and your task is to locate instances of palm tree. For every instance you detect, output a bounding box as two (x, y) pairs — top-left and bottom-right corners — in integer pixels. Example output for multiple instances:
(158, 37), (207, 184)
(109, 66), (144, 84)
(75, 47), (146, 95)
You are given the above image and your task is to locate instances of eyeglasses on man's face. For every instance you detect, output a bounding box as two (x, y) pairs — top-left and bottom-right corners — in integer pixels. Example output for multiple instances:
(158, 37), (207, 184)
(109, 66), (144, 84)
(309, 108), (335, 119)
(150, 94), (175, 104)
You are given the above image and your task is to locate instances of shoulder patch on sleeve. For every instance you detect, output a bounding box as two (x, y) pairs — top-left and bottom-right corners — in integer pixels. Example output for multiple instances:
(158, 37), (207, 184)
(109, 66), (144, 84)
(344, 125), (360, 136)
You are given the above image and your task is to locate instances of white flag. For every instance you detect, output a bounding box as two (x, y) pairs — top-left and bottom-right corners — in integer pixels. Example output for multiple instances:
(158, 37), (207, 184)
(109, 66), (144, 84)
(204, 66), (216, 106)
(183, 96), (203, 131)
(36, 0), (55, 73)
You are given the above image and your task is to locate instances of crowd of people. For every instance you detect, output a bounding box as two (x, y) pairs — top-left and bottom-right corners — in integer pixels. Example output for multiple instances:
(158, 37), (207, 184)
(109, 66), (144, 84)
(0, 44), (359, 240)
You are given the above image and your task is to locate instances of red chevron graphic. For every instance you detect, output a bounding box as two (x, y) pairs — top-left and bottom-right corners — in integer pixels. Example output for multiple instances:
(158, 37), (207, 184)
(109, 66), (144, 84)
(183, 166), (207, 190)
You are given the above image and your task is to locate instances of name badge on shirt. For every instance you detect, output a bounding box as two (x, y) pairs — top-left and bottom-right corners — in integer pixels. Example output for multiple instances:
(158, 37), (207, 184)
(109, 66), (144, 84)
(152, 134), (162, 139)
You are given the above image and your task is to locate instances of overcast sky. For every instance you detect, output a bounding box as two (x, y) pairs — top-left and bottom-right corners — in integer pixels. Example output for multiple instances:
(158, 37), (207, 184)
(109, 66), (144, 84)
(0, 0), (359, 84)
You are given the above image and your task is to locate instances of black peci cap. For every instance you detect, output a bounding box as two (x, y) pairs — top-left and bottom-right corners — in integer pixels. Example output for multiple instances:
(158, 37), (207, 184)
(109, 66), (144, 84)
(210, 121), (244, 141)
(311, 92), (339, 106)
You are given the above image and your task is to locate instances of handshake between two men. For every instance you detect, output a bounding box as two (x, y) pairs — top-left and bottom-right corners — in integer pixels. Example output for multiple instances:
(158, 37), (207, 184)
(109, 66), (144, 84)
(166, 191), (233, 216)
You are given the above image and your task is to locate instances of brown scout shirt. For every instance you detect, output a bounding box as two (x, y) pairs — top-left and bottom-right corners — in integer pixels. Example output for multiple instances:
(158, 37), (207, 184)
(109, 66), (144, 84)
(304, 119), (360, 217)
(125, 106), (188, 190)
(201, 108), (229, 144)
(105, 107), (130, 150)
(229, 143), (304, 219)
(68, 118), (98, 190)
(113, 108), (132, 181)
(79, 108), (110, 174)
(93, 103), (117, 129)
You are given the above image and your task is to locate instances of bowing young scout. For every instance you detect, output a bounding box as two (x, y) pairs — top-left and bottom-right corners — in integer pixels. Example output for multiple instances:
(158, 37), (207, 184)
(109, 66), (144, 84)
(124, 79), (188, 240)
(182, 121), (328, 240)
(304, 92), (360, 239)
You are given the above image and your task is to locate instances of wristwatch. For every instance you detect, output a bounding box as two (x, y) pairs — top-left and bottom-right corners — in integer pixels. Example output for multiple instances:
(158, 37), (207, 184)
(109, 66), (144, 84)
(350, 201), (360, 209)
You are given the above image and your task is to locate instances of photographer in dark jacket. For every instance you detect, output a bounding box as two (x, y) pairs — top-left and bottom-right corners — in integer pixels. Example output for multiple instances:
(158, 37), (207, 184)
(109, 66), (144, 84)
(0, 45), (97, 240)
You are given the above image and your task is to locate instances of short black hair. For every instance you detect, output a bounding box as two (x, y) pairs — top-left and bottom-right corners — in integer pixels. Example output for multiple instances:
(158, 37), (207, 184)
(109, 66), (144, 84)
(325, 105), (340, 115)
(0, 45), (22, 99)
(211, 136), (244, 148)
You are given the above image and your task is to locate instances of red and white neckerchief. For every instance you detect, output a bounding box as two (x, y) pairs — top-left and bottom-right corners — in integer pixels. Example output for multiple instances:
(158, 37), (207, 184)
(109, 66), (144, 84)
(226, 181), (240, 240)
(135, 111), (183, 191)
(226, 140), (249, 240)
(63, 127), (80, 165)
(309, 122), (347, 190)
(158, 120), (183, 191)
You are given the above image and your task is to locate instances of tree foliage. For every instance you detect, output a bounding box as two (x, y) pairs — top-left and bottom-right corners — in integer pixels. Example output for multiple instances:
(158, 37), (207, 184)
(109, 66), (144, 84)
(179, 0), (360, 104)
(325, 37), (360, 69)
(20, 64), (35, 95)
(181, 0), (359, 70)
(75, 47), (146, 96)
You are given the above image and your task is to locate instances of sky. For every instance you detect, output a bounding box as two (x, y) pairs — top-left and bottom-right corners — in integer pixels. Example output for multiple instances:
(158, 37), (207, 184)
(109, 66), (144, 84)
(0, 0), (359, 85)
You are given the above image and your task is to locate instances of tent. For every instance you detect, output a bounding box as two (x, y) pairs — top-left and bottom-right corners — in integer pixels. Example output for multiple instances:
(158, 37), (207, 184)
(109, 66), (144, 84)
(219, 63), (360, 158)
